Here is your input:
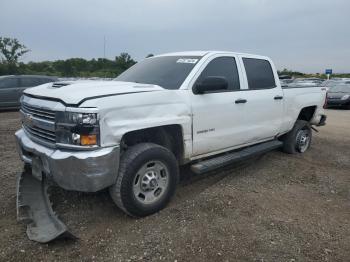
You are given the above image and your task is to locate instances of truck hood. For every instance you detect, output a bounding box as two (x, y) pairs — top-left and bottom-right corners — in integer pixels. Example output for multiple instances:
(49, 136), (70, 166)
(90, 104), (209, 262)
(24, 80), (165, 106)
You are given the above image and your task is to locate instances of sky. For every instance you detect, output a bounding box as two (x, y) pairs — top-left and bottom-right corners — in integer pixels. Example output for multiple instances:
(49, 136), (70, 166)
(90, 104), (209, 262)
(1, 0), (349, 73)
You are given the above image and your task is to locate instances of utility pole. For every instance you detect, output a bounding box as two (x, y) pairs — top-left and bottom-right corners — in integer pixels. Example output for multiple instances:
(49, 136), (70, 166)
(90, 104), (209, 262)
(103, 36), (106, 59)
(103, 36), (107, 79)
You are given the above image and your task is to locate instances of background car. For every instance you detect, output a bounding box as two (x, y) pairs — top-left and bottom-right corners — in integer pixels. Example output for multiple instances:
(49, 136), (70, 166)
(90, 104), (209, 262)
(291, 78), (325, 87)
(0, 75), (57, 109)
(326, 84), (350, 109)
(322, 79), (350, 87)
(280, 79), (294, 87)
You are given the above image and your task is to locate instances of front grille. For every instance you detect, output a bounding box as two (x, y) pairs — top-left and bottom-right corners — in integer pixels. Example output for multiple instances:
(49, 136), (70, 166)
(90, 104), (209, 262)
(20, 102), (57, 146)
(21, 103), (55, 121)
(23, 125), (56, 143)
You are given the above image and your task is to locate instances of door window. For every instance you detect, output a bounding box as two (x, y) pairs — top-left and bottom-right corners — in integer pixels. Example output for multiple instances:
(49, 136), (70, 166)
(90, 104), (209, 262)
(42, 78), (55, 84)
(243, 58), (276, 90)
(20, 77), (43, 87)
(0, 78), (19, 89)
(195, 57), (240, 92)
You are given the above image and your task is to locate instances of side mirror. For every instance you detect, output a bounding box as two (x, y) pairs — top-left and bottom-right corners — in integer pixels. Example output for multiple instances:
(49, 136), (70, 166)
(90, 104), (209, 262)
(194, 76), (228, 94)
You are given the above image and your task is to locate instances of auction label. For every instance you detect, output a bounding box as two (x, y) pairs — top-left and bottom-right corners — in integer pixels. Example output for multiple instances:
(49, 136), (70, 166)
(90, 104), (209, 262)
(176, 58), (198, 64)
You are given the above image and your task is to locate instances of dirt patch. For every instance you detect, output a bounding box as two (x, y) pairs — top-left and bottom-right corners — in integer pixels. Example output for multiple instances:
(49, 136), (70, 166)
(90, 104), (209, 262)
(0, 109), (349, 261)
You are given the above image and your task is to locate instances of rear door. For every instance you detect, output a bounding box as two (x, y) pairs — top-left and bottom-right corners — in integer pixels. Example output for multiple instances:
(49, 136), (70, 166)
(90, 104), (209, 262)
(0, 77), (20, 108)
(236, 56), (284, 143)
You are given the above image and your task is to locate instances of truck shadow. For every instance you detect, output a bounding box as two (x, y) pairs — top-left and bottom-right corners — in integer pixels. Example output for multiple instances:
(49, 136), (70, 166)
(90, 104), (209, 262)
(47, 154), (265, 245)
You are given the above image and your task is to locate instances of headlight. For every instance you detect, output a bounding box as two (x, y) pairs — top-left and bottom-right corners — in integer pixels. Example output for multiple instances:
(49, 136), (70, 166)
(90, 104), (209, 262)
(341, 94), (350, 100)
(70, 113), (98, 125)
(56, 109), (100, 147)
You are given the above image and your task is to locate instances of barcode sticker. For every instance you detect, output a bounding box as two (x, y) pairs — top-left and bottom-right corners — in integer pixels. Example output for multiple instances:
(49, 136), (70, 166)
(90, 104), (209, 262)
(176, 58), (198, 64)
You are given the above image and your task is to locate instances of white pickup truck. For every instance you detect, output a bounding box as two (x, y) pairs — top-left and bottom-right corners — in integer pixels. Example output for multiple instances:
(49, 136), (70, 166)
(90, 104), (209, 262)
(15, 51), (327, 242)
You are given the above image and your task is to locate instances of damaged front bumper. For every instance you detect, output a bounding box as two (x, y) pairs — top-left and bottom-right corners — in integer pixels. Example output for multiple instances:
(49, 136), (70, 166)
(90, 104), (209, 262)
(15, 129), (120, 243)
(15, 129), (120, 192)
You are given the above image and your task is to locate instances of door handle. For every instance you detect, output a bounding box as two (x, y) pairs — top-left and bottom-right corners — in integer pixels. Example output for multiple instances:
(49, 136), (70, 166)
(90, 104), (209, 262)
(235, 98), (247, 104)
(274, 95), (283, 100)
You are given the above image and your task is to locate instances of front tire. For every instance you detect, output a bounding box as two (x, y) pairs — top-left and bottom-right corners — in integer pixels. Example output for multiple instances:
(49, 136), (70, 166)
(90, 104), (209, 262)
(109, 143), (179, 217)
(281, 120), (312, 154)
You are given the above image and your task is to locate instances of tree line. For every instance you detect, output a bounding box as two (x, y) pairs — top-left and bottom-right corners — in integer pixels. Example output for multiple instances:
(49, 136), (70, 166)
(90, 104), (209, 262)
(3, 54), (137, 78)
(0, 37), (152, 78)
(1, 37), (349, 79)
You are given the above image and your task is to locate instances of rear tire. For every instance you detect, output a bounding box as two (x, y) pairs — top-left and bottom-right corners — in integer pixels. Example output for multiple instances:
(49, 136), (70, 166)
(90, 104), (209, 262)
(281, 120), (312, 154)
(109, 143), (179, 217)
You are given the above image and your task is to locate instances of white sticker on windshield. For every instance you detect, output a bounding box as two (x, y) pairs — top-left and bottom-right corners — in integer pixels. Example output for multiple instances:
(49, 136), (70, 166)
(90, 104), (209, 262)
(176, 58), (198, 64)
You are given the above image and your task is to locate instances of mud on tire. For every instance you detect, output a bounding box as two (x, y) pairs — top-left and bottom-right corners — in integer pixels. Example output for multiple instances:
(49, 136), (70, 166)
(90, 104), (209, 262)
(109, 143), (179, 217)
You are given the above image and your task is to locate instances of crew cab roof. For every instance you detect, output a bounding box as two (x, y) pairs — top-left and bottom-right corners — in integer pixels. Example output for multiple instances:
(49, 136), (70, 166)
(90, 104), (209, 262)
(156, 50), (264, 58)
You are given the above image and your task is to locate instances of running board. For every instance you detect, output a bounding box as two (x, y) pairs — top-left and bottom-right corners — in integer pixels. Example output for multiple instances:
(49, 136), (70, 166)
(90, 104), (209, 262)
(191, 140), (282, 174)
(16, 168), (76, 243)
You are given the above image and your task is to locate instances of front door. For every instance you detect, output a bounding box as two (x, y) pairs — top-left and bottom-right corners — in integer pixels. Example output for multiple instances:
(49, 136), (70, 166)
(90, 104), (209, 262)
(191, 55), (248, 156)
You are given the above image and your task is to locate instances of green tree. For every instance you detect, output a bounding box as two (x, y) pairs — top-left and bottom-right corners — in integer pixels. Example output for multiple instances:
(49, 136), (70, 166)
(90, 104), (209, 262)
(0, 49), (139, 77)
(277, 68), (304, 77)
(0, 37), (30, 74)
(0, 37), (29, 64)
(115, 52), (136, 71)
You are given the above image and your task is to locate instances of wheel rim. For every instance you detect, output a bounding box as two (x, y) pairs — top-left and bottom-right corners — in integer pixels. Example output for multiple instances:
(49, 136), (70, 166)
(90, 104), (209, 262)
(132, 160), (169, 205)
(296, 129), (311, 153)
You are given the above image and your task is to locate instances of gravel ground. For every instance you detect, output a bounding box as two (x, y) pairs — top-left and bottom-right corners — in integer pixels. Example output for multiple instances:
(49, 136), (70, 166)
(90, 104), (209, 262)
(0, 109), (349, 262)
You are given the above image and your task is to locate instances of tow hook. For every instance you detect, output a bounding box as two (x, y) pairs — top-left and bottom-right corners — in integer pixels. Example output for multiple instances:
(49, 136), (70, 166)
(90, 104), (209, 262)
(16, 167), (76, 243)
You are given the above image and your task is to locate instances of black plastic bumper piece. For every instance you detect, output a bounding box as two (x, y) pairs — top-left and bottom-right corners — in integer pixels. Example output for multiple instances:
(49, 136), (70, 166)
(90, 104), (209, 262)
(16, 167), (76, 243)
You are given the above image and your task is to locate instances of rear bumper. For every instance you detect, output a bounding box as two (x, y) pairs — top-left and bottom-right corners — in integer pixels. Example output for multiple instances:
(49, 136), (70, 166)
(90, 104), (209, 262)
(15, 129), (119, 192)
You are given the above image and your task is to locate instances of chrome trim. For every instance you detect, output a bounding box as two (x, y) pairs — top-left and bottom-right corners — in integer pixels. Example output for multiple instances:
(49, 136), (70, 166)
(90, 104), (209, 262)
(23, 125), (55, 142)
(22, 95), (65, 112)
(20, 110), (55, 131)
(22, 127), (56, 148)
(21, 103), (55, 121)
(20, 105), (57, 147)
(56, 142), (100, 151)
(65, 107), (99, 114)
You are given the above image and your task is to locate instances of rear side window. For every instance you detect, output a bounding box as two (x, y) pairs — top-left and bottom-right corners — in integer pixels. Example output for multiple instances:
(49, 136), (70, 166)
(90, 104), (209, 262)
(20, 77), (43, 87)
(0, 78), (19, 89)
(243, 58), (276, 90)
(196, 57), (240, 91)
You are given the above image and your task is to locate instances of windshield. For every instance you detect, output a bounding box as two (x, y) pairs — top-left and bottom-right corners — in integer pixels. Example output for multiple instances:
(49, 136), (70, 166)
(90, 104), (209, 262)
(329, 85), (350, 93)
(115, 56), (202, 90)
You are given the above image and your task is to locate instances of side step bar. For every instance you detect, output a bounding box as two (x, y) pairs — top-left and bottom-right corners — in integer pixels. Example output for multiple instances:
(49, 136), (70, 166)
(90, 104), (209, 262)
(191, 140), (282, 174)
(16, 168), (76, 243)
